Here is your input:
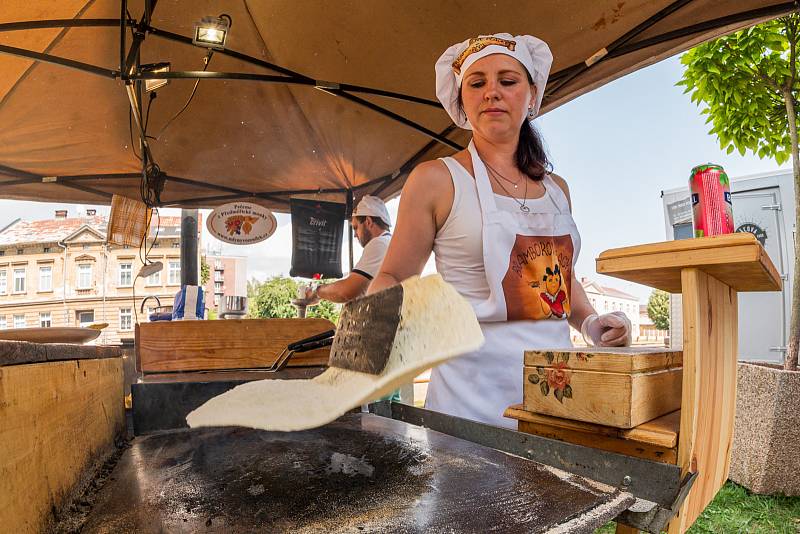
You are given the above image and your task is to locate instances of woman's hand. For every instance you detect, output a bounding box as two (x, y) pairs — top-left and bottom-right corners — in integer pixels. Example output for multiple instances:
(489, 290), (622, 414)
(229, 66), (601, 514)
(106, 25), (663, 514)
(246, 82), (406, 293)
(581, 312), (632, 347)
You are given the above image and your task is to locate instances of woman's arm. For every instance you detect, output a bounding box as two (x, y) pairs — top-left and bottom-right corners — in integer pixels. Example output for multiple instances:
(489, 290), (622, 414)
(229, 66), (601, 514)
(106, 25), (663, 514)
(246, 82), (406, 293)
(368, 160), (454, 293)
(568, 273), (596, 332)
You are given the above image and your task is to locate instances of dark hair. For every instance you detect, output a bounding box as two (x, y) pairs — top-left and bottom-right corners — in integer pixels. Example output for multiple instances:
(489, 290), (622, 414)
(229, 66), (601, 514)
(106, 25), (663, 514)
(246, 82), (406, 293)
(354, 215), (390, 231)
(457, 73), (552, 181)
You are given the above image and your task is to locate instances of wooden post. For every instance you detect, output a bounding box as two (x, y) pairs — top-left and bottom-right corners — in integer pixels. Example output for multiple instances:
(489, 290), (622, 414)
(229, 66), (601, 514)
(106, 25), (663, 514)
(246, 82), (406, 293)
(596, 233), (781, 534)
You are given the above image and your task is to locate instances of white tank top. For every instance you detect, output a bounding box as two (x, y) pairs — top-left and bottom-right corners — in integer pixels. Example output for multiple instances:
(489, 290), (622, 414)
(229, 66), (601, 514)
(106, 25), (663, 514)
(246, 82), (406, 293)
(425, 153), (579, 429)
(432, 157), (570, 305)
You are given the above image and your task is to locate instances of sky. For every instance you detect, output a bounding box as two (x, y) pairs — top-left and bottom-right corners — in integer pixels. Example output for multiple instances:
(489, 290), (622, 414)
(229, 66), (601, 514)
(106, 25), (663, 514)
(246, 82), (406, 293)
(0, 55), (789, 303)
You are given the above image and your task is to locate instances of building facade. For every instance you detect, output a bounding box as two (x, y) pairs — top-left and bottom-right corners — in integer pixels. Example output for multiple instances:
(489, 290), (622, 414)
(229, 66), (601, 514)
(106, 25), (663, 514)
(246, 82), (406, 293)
(202, 250), (247, 312)
(571, 277), (642, 343)
(0, 210), (193, 345)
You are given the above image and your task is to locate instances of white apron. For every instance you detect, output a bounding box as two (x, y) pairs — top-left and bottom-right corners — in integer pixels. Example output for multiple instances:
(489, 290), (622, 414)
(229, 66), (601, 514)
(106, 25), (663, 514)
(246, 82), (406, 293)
(425, 141), (581, 428)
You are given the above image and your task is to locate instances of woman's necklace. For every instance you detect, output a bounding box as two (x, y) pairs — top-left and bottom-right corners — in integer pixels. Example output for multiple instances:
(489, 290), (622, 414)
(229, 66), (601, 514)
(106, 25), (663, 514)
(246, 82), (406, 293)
(482, 159), (523, 189)
(487, 165), (530, 213)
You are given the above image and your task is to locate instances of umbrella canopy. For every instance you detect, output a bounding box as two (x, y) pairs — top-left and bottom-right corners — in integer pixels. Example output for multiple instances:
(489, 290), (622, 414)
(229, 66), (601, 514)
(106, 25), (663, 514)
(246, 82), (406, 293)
(0, 0), (795, 211)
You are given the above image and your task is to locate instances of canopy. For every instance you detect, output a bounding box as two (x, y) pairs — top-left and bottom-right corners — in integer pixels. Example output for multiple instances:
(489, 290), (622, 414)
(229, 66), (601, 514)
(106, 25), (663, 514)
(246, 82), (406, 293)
(0, 1), (795, 211)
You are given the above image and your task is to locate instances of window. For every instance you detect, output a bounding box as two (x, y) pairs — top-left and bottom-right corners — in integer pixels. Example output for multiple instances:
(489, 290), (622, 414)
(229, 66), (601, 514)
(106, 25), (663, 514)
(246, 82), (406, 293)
(214, 294), (220, 306)
(0, 270), (6, 294)
(0, 317), (5, 329)
(119, 308), (133, 331)
(172, 242), (181, 248)
(77, 264), (92, 289)
(13, 314), (25, 328)
(39, 266), (52, 292)
(0, 250), (4, 256)
(13, 268), (25, 293)
(214, 281), (223, 293)
(16, 248), (23, 255)
(168, 261), (181, 285)
(39, 312), (51, 328)
(77, 311), (94, 327)
(119, 263), (133, 287)
(146, 270), (161, 286)
(43, 247), (51, 253)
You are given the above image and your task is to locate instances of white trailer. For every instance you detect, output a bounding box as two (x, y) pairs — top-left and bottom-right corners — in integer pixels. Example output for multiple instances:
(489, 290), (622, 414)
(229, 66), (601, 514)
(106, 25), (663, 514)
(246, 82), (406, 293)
(661, 169), (795, 362)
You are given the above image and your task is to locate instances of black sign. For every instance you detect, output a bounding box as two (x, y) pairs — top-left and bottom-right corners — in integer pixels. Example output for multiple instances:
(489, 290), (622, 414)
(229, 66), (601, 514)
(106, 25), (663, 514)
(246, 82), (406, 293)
(736, 222), (768, 246)
(290, 198), (345, 279)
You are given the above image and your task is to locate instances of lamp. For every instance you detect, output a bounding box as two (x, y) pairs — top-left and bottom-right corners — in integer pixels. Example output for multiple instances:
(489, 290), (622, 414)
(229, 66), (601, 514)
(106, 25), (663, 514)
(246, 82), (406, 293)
(141, 62), (171, 92)
(137, 261), (163, 279)
(193, 15), (231, 50)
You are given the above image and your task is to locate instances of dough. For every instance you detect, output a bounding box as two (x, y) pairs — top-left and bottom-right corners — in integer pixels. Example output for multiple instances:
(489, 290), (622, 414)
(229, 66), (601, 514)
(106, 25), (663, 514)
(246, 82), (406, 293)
(186, 274), (484, 431)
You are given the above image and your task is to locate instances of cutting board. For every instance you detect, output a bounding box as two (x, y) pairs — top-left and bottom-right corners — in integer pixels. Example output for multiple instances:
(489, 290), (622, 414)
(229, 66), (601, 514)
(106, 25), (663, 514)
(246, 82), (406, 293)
(136, 319), (335, 372)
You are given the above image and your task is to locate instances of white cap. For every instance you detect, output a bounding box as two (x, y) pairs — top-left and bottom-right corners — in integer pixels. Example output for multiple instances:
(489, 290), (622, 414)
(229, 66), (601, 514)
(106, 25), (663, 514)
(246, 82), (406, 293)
(434, 33), (553, 129)
(353, 195), (391, 227)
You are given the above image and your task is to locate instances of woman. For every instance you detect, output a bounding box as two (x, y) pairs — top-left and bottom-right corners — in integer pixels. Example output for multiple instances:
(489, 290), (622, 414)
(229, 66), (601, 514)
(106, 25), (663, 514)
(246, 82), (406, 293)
(368, 33), (631, 428)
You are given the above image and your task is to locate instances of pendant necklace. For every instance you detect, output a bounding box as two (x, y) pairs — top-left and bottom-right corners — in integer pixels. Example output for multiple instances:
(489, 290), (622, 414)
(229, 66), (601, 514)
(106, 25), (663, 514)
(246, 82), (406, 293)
(487, 165), (530, 213)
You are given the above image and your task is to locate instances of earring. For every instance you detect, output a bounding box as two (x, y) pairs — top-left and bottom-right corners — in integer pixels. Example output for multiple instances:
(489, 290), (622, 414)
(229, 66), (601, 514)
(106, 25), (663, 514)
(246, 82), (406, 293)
(527, 106), (535, 120)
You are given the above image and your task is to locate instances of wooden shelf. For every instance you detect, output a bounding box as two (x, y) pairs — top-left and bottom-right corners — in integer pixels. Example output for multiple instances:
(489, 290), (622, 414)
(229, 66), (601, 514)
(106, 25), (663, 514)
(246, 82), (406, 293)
(505, 404), (679, 465)
(596, 233), (781, 293)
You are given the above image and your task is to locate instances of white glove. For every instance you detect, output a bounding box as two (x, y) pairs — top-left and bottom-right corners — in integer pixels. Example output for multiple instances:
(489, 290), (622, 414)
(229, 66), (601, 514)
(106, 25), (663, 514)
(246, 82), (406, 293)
(581, 312), (632, 347)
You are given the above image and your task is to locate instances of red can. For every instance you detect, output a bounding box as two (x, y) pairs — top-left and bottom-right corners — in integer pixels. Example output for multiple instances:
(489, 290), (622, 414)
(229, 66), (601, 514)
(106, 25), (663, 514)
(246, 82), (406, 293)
(689, 163), (733, 238)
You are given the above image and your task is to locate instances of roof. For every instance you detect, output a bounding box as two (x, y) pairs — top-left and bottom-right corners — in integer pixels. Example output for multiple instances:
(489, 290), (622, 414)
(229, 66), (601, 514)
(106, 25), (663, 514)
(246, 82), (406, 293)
(600, 286), (639, 301)
(581, 278), (638, 301)
(0, 215), (183, 246)
(0, 2), (792, 211)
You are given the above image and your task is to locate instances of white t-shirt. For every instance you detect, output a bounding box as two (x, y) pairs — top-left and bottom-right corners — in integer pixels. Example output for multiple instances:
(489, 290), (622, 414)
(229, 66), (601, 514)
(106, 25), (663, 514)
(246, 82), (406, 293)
(352, 232), (391, 280)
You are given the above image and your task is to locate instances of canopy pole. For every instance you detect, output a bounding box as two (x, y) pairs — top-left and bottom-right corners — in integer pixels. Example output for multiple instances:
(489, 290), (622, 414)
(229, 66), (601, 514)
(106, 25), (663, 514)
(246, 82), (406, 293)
(181, 209), (199, 286)
(346, 190), (354, 271)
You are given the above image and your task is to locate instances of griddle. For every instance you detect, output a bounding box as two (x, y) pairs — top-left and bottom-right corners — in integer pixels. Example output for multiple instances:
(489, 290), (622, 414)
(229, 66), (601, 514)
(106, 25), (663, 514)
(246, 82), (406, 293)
(74, 413), (633, 533)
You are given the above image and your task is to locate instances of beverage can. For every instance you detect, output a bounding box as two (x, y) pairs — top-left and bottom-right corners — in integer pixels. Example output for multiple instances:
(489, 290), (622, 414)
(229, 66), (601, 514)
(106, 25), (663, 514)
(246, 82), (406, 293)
(689, 163), (733, 238)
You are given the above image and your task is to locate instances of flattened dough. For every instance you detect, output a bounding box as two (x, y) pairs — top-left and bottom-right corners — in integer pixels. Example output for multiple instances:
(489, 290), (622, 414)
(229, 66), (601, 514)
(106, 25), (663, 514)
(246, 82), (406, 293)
(187, 275), (484, 431)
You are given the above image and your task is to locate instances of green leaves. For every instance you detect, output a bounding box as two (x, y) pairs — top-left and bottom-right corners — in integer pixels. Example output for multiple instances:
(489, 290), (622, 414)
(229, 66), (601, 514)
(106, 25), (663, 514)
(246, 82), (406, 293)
(679, 14), (800, 166)
(647, 289), (670, 331)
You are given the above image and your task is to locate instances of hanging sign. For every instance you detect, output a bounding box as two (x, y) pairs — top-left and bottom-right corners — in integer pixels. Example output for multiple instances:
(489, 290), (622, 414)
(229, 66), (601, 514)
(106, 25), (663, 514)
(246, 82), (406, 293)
(207, 202), (277, 245)
(289, 198), (345, 279)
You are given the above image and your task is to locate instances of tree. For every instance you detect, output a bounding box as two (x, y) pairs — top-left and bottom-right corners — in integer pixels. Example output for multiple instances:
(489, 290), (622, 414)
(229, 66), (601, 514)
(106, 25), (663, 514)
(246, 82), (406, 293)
(678, 15), (800, 371)
(248, 276), (340, 323)
(647, 289), (670, 331)
(200, 256), (210, 285)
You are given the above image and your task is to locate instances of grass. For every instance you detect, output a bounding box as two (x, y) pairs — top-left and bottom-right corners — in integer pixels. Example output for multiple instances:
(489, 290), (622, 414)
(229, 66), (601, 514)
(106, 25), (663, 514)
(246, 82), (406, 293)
(594, 482), (800, 533)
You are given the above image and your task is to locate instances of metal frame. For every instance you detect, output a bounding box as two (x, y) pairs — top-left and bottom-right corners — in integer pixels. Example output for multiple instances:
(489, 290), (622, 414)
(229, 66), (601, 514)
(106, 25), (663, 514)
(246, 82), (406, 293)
(0, 2), (797, 207)
(369, 401), (698, 534)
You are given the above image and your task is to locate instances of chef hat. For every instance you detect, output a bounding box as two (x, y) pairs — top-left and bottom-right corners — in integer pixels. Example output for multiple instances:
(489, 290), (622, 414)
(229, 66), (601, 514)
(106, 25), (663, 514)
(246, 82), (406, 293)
(435, 33), (553, 129)
(353, 195), (391, 227)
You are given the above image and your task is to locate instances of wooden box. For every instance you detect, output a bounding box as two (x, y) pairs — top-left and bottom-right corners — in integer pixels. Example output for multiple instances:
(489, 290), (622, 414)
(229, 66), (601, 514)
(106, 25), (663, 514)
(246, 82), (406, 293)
(523, 347), (682, 429)
(136, 318), (335, 372)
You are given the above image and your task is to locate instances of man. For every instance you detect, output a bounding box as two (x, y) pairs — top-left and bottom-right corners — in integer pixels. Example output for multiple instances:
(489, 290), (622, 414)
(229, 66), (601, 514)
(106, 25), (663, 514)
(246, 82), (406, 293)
(311, 195), (392, 303)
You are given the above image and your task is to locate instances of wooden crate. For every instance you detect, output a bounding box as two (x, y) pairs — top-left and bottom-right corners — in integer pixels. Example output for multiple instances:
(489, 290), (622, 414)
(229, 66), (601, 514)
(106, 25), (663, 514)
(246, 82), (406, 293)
(523, 347), (682, 429)
(136, 318), (335, 372)
(0, 358), (125, 533)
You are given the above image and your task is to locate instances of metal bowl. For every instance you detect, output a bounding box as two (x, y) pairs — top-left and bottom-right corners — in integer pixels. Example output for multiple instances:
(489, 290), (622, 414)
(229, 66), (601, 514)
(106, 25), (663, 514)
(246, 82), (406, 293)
(223, 295), (248, 313)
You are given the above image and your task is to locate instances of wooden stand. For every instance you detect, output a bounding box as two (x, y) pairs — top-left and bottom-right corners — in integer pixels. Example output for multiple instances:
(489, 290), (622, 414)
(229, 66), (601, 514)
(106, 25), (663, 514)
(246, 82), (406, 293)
(506, 234), (781, 533)
(596, 234), (781, 533)
(0, 357), (125, 532)
(136, 318), (335, 372)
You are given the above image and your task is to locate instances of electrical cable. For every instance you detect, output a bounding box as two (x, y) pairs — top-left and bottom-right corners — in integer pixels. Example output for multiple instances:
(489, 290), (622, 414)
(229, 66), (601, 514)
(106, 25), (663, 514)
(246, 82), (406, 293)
(155, 49), (215, 140)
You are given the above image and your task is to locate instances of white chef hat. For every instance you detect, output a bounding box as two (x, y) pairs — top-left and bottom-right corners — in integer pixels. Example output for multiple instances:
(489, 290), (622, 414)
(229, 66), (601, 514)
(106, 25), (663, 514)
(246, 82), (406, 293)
(435, 33), (553, 129)
(353, 195), (391, 227)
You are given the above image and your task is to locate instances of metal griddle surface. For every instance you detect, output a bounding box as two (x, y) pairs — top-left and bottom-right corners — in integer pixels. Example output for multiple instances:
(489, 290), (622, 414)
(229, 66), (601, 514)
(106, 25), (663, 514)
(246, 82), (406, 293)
(78, 414), (632, 533)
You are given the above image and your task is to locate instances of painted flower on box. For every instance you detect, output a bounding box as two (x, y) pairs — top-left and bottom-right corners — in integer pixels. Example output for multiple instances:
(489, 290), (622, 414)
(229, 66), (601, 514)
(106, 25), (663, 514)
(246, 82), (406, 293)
(527, 352), (574, 403)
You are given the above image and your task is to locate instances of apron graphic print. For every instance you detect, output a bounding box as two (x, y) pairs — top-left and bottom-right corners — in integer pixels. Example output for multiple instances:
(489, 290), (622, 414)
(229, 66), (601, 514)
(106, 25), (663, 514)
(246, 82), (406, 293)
(501, 234), (574, 321)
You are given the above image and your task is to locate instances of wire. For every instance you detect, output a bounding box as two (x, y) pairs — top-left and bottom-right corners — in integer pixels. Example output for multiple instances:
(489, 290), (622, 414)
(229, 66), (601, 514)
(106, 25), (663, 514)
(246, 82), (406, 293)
(155, 50), (215, 140)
